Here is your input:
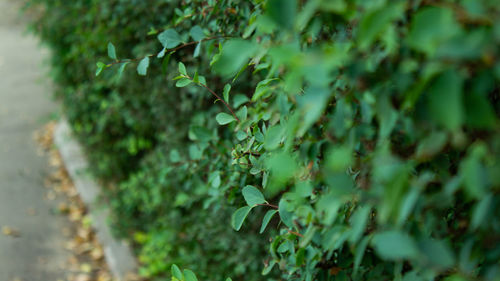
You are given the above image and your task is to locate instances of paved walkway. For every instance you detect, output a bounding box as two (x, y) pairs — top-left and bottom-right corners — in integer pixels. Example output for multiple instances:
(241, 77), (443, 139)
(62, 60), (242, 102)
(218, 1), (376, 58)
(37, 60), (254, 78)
(0, 0), (71, 280)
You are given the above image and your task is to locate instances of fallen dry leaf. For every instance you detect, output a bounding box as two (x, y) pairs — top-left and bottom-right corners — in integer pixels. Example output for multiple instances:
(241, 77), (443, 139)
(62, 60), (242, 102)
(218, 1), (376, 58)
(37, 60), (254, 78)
(34, 122), (122, 281)
(2, 226), (20, 237)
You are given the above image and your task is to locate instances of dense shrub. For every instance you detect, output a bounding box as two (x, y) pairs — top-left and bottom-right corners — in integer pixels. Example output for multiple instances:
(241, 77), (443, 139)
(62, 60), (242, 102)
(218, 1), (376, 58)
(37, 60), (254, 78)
(29, 0), (500, 281)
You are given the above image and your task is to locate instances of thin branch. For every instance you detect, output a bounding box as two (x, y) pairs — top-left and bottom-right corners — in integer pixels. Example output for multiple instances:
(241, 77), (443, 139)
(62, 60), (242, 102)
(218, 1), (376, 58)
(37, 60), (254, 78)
(191, 77), (240, 123)
(287, 229), (304, 238)
(105, 35), (232, 67)
(256, 203), (278, 209)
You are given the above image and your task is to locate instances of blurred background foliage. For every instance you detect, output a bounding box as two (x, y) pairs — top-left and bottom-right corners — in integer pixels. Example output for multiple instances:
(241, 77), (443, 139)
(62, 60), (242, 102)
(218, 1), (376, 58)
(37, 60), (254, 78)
(27, 0), (500, 280)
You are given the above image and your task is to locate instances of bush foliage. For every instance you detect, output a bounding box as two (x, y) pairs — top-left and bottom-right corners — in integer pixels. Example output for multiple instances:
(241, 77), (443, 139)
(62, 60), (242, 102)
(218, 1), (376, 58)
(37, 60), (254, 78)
(29, 0), (500, 280)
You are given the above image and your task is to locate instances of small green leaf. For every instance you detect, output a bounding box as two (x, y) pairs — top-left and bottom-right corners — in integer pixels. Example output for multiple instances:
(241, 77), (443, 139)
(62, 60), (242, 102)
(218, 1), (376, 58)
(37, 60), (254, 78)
(216, 112), (236, 125)
(107, 42), (117, 60)
(354, 236), (371, 274)
(470, 193), (493, 230)
(157, 47), (167, 58)
(213, 39), (258, 77)
(231, 206), (252, 231)
(267, 0), (297, 29)
(407, 7), (461, 55)
(264, 125), (285, 150)
(415, 131), (448, 160)
(278, 199), (294, 228)
(236, 130), (247, 141)
(171, 264), (184, 280)
(193, 42), (201, 57)
(178, 62), (187, 75)
(372, 231), (419, 260)
(419, 238), (455, 269)
(426, 70), (464, 131)
(189, 25), (205, 41)
(260, 210), (278, 233)
(176, 78), (192, 87)
(233, 94), (249, 108)
(236, 105), (247, 121)
(137, 57), (150, 76)
(169, 149), (181, 163)
(158, 29), (182, 48)
(223, 84), (231, 103)
(95, 62), (106, 76)
(183, 269), (198, 281)
(349, 205), (371, 244)
(242, 185), (266, 206)
(192, 71), (199, 83)
(117, 62), (129, 79)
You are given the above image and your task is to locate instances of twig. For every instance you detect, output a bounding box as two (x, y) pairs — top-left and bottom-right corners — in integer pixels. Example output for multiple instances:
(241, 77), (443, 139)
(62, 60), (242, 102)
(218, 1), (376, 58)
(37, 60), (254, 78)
(190, 76), (240, 123)
(256, 203), (278, 209)
(105, 36), (232, 67)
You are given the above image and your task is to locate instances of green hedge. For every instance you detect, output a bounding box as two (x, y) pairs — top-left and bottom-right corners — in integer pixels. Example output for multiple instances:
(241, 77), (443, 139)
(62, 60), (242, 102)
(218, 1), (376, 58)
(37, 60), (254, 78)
(29, 0), (500, 280)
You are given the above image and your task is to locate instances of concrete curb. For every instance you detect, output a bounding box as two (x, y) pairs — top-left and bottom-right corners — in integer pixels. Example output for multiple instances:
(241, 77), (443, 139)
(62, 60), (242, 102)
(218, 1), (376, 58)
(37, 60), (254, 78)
(54, 119), (138, 281)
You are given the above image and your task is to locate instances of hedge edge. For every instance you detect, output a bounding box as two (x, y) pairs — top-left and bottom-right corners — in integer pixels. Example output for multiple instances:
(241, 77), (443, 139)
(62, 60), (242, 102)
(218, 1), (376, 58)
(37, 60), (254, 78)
(54, 118), (138, 281)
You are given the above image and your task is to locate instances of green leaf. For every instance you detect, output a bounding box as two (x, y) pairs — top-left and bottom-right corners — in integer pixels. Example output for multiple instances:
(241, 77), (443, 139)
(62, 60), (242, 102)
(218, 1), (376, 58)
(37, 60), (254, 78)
(267, 0), (297, 29)
(193, 42), (201, 58)
(213, 39), (258, 77)
(171, 264), (184, 280)
(236, 105), (247, 121)
(427, 70), (464, 131)
(117, 62), (129, 79)
(242, 185), (266, 206)
(192, 71), (199, 83)
(233, 94), (249, 108)
(137, 57), (150, 76)
(354, 236), (371, 274)
(236, 130), (247, 141)
(464, 91), (497, 129)
(407, 7), (461, 55)
(107, 42), (117, 60)
(372, 231), (419, 260)
(176, 78), (192, 87)
(264, 125), (285, 150)
(183, 269), (198, 281)
(470, 193), (493, 230)
(158, 29), (182, 48)
(189, 25), (205, 41)
(189, 126), (212, 142)
(278, 199), (294, 228)
(169, 149), (181, 163)
(326, 145), (353, 172)
(265, 152), (298, 190)
(223, 84), (231, 103)
(216, 112), (236, 125)
(178, 62), (187, 75)
(349, 205), (371, 244)
(157, 47), (167, 58)
(231, 206), (252, 231)
(357, 4), (403, 50)
(415, 131), (448, 160)
(95, 62), (106, 76)
(260, 210), (278, 233)
(419, 238), (455, 269)
(297, 87), (330, 134)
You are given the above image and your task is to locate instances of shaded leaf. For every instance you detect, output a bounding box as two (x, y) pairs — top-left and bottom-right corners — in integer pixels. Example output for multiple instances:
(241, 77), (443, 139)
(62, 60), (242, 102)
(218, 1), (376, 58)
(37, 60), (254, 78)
(216, 112), (236, 125)
(242, 185), (266, 206)
(137, 57), (150, 76)
(260, 210), (278, 233)
(231, 206), (252, 231)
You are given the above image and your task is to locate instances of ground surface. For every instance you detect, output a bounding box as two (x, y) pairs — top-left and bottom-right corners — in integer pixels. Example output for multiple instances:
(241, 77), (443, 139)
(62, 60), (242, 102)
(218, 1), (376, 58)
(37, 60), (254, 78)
(0, 0), (70, 280)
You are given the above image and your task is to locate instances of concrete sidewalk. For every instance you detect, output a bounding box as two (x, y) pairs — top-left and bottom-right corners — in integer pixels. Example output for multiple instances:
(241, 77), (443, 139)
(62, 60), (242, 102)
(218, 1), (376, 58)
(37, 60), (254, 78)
(0, 0), (71, 280)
